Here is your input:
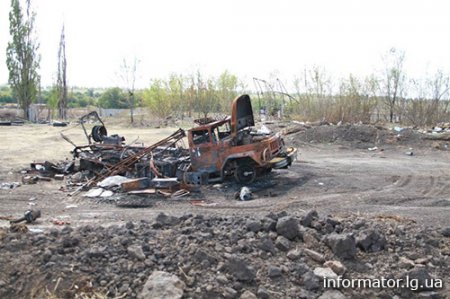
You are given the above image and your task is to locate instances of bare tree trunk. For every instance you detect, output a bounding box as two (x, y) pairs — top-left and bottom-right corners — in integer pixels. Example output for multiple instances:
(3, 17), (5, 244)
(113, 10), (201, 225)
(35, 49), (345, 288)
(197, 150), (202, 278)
(57, 25), (67, 120)
(23, 107), (29, 121)
(129, 95), (134, 123)
(119, 57), (138, 125)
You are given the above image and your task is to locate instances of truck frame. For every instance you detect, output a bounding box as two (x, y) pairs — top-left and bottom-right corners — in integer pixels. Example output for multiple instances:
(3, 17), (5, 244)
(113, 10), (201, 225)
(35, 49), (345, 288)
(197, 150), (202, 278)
(187, 94), (297, 184)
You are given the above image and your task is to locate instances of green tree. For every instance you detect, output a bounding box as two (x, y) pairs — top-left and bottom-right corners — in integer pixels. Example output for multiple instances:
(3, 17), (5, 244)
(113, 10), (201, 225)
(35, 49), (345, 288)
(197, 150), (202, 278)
(293, 66), (332, 121)
(0, 86), (15, 104)
(166, 73), (184, 119)
(6, 0), (40, 120)
(337, 74), (377, 123)
(217, 70), (239, 112)
(143, 79), (172, 119)
(192, 71), (217, 118)
(98, 87), (127, 108)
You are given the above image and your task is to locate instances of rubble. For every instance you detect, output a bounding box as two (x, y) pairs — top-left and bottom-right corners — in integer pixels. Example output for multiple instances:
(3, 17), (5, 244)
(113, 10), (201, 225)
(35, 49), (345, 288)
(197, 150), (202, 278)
(267, 265), (282, 278)
(325, 233), (357, 260)
(275, 235), (291, 251)
(403, 267), (438, 291)
(356, 229), (387, 252)
(441, 227), (450, 237)
(1, 211), (446, 298)
(240, 290), (257, 299)
(318, 290), (347, 299)
(313, 267), (338, 280)
(323, 260), (346, 275)
(304, 248), (325, 263)
(245, 219), (262, 233)
(225, 255), (256, 282)
(276, 216), (301, 240)
(301, 209), (319, 227)
(256, 287), (270, 299)
(286, 248), (301, 260)
(127, 245), (146, 261)
(139, 271), (185, 299)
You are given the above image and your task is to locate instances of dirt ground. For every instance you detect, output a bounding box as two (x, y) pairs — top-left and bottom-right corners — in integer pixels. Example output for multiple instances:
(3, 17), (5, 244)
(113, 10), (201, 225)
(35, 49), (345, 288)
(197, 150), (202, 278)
(1, 123), (449, 230)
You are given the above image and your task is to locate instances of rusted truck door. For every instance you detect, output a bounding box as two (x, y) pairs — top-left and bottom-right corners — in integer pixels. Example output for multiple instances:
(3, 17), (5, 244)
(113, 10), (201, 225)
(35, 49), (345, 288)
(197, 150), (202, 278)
(189, 128), (219, 173)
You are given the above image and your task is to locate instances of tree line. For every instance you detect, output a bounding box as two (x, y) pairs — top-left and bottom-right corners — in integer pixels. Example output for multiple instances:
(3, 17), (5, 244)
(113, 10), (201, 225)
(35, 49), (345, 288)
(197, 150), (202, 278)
(287, 48), (449, 126)
(4, 1), (449, 126)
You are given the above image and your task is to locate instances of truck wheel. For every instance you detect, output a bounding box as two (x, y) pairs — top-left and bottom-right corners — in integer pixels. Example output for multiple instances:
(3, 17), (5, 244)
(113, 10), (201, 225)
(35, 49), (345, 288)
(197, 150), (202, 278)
(234, 164), (256, 184)
(92, 125), (107, 142)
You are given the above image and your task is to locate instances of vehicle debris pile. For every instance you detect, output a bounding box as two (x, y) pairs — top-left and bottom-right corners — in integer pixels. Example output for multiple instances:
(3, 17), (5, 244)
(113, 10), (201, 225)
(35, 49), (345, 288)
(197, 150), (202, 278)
(20, 95), (297, 201)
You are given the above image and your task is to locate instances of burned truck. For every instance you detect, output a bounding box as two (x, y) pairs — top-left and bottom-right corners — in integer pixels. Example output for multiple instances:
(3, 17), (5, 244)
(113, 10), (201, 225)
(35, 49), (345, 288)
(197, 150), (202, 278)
(187, 94), (297, 184)
(57, 95), (296, 192)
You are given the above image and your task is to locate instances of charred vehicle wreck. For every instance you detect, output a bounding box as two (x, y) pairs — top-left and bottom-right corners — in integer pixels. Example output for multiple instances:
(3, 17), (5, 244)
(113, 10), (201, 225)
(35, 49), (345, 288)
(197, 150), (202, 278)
(45, 95), (297, 197)
(187, 94), (297, 184)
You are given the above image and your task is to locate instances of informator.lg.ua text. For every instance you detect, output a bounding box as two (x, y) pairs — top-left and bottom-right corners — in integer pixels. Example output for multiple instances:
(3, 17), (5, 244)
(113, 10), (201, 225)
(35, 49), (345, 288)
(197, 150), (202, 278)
(324, 276), (443, 291)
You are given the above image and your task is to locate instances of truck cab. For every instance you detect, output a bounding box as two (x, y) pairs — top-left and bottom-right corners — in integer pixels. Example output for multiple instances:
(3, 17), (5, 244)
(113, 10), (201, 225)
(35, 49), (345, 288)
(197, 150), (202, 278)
(187, 95), (297, 183)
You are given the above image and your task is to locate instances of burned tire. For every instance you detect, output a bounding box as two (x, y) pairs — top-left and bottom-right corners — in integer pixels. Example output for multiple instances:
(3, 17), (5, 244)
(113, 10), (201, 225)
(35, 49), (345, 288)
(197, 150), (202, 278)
(234, 164), (256, 184)
(91, 125), (107, 142)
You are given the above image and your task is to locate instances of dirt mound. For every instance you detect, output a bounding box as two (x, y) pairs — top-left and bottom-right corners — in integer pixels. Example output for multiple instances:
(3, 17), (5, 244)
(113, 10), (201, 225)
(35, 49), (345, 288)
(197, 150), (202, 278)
(302, 124), (380, 143)
(0, 211), (448, 298)
(285, 123), (429, 149)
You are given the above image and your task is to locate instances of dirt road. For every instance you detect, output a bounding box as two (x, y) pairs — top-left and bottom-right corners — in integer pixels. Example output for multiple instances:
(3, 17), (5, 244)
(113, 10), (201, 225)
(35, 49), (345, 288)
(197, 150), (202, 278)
(1, 124), (448, 229)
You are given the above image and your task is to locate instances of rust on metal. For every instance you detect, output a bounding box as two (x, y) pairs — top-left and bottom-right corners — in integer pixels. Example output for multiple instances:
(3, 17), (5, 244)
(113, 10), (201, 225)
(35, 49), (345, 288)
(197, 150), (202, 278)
(187, 94), (296, 183)
(87, 128), (186, 187)
(30, 95), (297, 200)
